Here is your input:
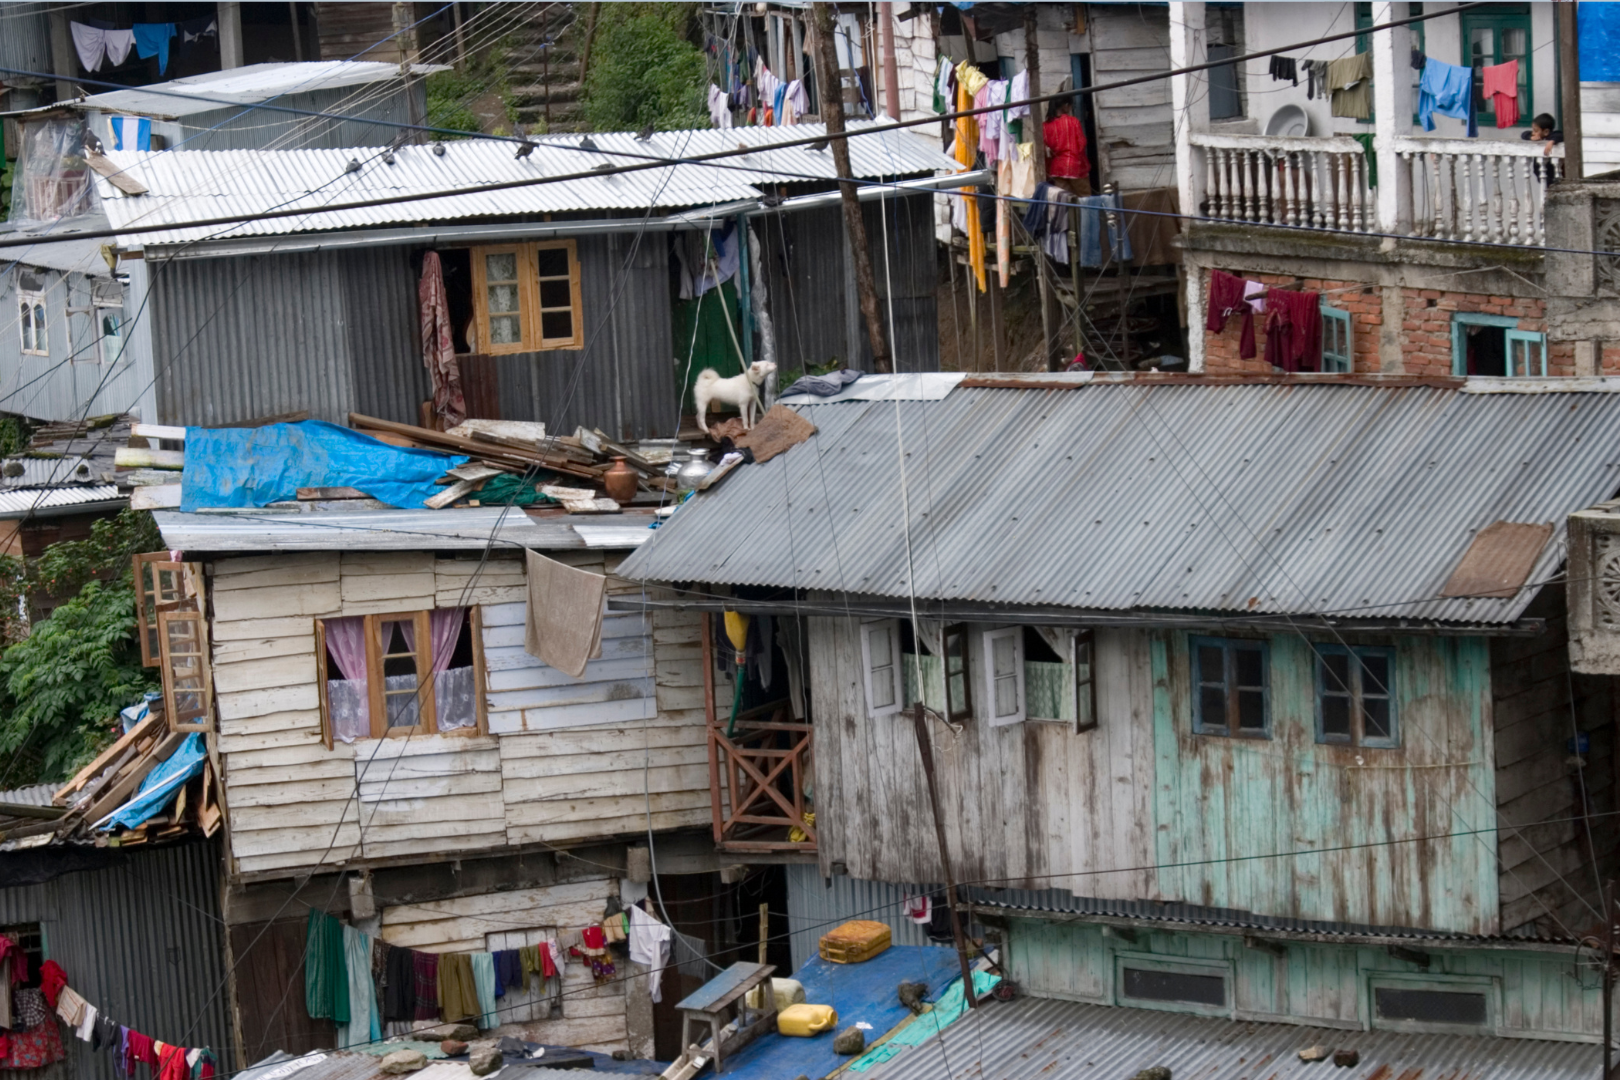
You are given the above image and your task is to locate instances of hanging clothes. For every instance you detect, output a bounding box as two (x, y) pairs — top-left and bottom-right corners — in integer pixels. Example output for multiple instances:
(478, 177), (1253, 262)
(469, 953), (499, 1029)
(1350, 133), (1378, 187)
(418, 250), (465, 428)
(1418, 59), (1477, 137)
(708, 84), (732, 129)
(132, 23), (176, 75)
(1043, 110), (1090, 187)
(176, 16), (217, 50)
(108, 116), (151, 152)
(336, 925), (380, 1049)
(0, 1009), (64, 1070)
(1263, 289), (1324, 372)
(413, 951), (440, 1021)
(125, 1029), (159, 1076)
(1206, 270), (1257, 360)
(996, 158), (1012, 287)
(304, 910), (350, 1024)
(1268, 55), (1298, 85)
(627, 905), (672, 1004)
(156, 1043), (188, 1080)
(71, 22), (109, 71)
(1075, 193), (1133, 267)
(437, 952), (480, 1023)
(1301, 59), (1323, 100)
(781, 80), (807, 124)
(1327, 52), (1373, 120)
(1483, 59), (1520, 128)
(383, 944), (416, 1023)
(955, 79), (986, 294)
(934, 56), (952, 113)
(519, 946), (542, 992)
(39, 960), (67, 1009)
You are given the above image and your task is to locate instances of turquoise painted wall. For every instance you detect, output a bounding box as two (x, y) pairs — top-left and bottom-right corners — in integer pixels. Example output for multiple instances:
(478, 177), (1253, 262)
(1006, 918), (1606, 1040)
(1150, 633), (1499, 934)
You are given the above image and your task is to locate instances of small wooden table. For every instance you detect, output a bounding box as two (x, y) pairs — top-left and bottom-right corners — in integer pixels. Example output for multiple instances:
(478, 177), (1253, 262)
(674, 961), (777, 1074)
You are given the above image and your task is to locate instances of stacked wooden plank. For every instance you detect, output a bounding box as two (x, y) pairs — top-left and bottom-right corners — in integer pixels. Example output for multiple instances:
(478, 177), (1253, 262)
(3, 701), (226, 848)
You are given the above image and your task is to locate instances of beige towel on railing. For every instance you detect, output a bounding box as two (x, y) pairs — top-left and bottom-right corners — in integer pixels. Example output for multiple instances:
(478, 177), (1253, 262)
(524, 549), (605, 678)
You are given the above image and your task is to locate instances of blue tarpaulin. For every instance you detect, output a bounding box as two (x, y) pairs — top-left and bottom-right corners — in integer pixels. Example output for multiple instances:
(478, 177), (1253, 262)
(180, 420), (468, 512)
(96, 732), (207, 830)
(1583, 4), (1620, 83)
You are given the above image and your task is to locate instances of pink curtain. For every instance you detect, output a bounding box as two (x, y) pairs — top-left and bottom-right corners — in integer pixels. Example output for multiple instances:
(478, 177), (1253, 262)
(324, 616), (367, 679)
(397, 608), (465, 674)
(419, 251), (466, 428)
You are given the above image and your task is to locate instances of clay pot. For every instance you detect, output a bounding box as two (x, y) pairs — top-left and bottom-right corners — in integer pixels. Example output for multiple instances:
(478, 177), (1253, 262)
(603, 456), (638, 503)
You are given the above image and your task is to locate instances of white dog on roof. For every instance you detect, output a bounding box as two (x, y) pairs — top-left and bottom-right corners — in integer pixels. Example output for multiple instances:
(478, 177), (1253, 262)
(693, 361), (776, 435)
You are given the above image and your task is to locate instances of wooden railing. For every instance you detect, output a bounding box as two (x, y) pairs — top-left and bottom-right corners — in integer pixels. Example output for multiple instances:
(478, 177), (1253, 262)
(701, 614), (815, 853)
(1193, 133), (1374, 233)
(1394, 136), (1564, 244)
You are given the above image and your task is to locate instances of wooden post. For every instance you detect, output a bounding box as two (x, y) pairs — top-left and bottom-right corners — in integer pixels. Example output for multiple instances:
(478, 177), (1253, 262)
(288, 2), (304, 62)
(879, 3), (900, 120)
(1559, 0), (1583, 180)
(1070, 206), (1084, 363)
(758, 903), (769, 965)
(1025, 10), (1047, 185)
(812, 2), (893, 373)
(910, 704), (977, 1008)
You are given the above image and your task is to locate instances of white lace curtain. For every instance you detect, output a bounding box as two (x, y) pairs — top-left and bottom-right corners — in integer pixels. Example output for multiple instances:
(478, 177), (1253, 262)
(325, 610), (477, 742)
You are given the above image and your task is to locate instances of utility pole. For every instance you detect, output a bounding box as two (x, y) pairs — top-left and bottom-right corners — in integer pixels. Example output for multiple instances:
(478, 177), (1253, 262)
(1025, 8), (1056, 369)
(811, 2), (893, 373)
(1559, 0), (1583, 179)
(910, 704), (977, 1009)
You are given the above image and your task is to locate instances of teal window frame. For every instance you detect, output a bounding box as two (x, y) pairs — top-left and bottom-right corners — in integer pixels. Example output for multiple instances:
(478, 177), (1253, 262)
(1314, 643), (1399, 748)
(1461, 5), (1531, 127)
(1450, 312), (1543, 376)
(1321, 305), (1353, 373)
(1113, 952), (1233, 1018)
(1190, 635), (1270, 739)
(1505, 328), (1546, 377)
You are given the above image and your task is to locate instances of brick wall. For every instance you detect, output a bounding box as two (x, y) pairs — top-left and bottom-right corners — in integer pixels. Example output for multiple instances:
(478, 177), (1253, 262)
(1202, 270), (1572, 375)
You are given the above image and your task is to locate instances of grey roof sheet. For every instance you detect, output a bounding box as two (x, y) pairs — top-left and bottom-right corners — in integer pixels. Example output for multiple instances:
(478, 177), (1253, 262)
(0, 484), (123, 518)
(153, 508), (657, 552)
(92, 123), (960, 245)
(617, 375), (1620, 626)
(76, 61), (448, 119)
(0, 232), (117, 277)
(858, 995), (1595, 1080)
(0, 784), (57, 808)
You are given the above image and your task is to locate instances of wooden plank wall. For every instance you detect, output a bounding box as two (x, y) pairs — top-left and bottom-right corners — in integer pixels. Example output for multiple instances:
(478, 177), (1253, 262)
(1087, 5), (1175, 192)
(378, 876), (630, 1053)
(812, 618), (1502, 934)
(1492, 587), (1617, 936)
(210, 550), (710, 878)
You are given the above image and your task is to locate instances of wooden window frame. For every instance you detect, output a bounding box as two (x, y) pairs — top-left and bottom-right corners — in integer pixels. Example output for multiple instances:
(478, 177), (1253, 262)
(859, 619), (903, 719)
(1074, 628), (1098, 734)
(158, 608), (212, 733)
(317, 607), (488, 745)
(1190, 635), (1270, 738)
(1320, 305), (1353, 373)
(982, 626), (1026, 727)
(468, 240), (584, 355)
(134, 552), (189, 667)
(18, 289), (47, 356)
(1314, 643), (1398, 748)
(942, 623), (973, 723)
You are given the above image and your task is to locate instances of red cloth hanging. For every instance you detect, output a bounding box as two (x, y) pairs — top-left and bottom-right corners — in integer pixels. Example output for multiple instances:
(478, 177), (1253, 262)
(0, 934), (28, 983)
(418, 250), (466, 429)
(1483, 60), (1519, 128)
(1263, 289), (1324, 372)
(39, 960), (67, 1010)
(156, 1043), (188, 1080)
(1206, 270), (1257, 360)
(125, 1030), (158, 1077)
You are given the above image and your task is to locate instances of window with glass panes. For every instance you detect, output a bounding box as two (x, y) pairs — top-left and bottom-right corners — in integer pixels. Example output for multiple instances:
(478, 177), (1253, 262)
(469, 240), (584, 354)
(1191, 636), (1269, 737)
(1321, 305), (1353, 372)
(1315, 644), (1397, 747)
(1462, 7), (1530, 125)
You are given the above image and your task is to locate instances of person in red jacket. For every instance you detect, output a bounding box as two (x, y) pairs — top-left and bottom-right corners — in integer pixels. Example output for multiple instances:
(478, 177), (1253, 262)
(1043, 99), (1091, 196)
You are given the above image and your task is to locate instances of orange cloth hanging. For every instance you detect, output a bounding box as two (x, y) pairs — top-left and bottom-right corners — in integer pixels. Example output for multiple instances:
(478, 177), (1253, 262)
(956, 81), (986, 292)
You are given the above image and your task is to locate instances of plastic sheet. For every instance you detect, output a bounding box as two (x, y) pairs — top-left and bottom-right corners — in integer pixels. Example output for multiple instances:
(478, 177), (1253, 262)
(96, 732), (206, 830)
(9, 117), (94, 224)
(180, 420), (467, 512)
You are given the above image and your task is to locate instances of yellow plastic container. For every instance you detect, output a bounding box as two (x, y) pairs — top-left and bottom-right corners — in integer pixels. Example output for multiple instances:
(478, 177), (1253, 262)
(776, 1003), (839, 1037)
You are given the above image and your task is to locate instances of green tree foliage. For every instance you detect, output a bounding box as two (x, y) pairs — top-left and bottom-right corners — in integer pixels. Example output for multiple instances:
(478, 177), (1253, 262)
(0, 509), (163, 786)
(583, 4), (707, 133)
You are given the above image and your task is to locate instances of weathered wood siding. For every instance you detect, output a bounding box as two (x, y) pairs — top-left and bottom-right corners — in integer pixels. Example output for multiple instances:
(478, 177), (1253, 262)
(211, 551), (708, 877)
(813, 621), (1500, 934)
(1006, 917), (1611, 1040)
(1493, 587), (1617, 937)
(1088, 5), (1175, 192)
(378, 876), (631, 1053)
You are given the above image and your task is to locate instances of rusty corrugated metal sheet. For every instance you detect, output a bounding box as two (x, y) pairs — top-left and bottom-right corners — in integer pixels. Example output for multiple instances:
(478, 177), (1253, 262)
(858, 995), (1600, 1080)
(619, 378), (1620, 626)
(0, 840), (233, 1079)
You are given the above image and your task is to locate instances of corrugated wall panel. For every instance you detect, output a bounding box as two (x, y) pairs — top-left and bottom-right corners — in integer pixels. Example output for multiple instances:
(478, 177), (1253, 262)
(176, 84), (420, 151)
(758, 206), (850, 371)
(0, 842), (232, 1079)
(0, 270), (143, 423)
(0, 4), (51, 80)
(497, 233), (678, 440)
(151, 252), (357, 426)
(784, 863), (944, 973)
(342, 246), (427, 424)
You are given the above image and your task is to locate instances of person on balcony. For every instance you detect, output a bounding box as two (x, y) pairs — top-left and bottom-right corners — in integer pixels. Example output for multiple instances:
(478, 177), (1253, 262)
(1044, 99), (1091, 197)
(1522, 113), (1563, 183)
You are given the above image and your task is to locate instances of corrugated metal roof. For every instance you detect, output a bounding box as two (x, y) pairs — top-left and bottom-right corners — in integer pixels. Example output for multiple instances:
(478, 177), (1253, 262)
(0, 485), (123, 517)
(0, 456), (103, 489)
(859, 995), (1596, 1080)
(153, 509), (658, 551)
(617, 376), (1620, 626)
(74, 62), (447, 120)
(93, 123), (961, 245)
(0, 784), (56, 808)
(0, 233), (117, 277)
